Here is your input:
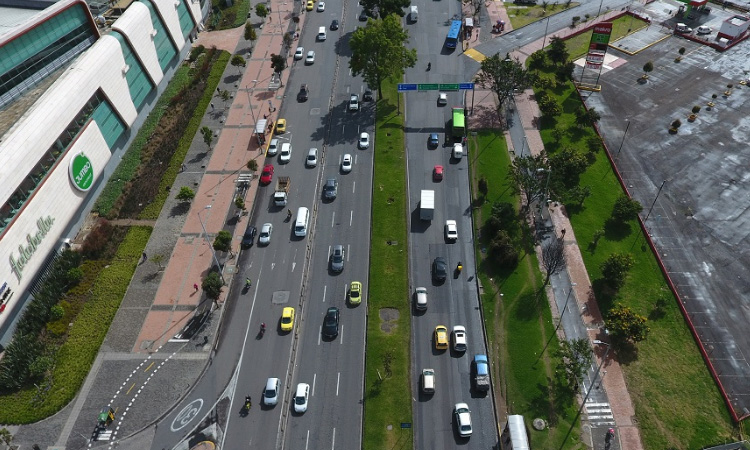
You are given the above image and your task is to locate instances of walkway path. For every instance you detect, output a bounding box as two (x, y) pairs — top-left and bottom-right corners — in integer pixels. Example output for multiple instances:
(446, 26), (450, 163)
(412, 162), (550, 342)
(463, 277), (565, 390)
(464, 6), (645, 450)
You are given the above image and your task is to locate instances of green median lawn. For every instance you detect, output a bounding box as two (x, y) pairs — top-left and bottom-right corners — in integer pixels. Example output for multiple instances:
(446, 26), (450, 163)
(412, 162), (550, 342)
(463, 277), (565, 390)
(363, 80), (412, 449)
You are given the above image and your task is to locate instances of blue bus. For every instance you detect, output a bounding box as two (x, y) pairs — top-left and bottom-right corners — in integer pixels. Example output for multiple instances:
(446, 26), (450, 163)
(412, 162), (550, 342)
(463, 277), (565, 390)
(445, 20), (462, 48)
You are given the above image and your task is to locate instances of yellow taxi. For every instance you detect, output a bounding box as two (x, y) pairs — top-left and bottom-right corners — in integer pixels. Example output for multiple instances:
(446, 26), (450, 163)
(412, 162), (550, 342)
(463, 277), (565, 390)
(281, 307), (295, 332)
(275, 118), (287, 133)
(306, 0), (314, 10)
(434, 325), (449, 350)
(349, 281), (362, 305)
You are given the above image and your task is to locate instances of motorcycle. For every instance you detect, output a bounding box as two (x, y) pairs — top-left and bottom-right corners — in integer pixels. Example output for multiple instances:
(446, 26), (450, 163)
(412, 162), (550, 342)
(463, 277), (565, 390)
(259, 322), (266, 337)
(244, 396), (252, 411)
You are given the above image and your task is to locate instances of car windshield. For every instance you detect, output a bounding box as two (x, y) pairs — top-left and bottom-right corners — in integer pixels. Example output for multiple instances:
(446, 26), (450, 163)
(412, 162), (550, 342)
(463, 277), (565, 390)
(265, 388), (276, 397)
(282, 316), (291, 324)
(295, 396), (305, 405)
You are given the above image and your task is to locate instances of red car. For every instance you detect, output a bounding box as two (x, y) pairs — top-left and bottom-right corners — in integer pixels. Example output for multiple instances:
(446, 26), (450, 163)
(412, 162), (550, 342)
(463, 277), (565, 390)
(433, 165), (444, 181)
(260, 164), (274, 184)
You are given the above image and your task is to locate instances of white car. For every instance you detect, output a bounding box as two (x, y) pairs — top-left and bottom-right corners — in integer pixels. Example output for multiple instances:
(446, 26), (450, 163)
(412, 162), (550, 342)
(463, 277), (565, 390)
(306, 147), (318, 167)
(358, 132), (370, 149)
(267, 138), (279, 156)
(294, 383), (309, 413)
(264, 377), (280, 406)
(415, 286), (427, 310)
(280, 143), (292, 163)
(696, 25), (712, 35)
(316, 1), (325, 11)
(294, 46), (304, 60)
(349, 94), (359, 111)
(305, 50), (315, 65)
(445, 220), (458, 241)
(452, 325), (467, 352)
(341, 154), (352, 172)
(258, 223), (273, 245)
(454, 403), (473, 437)
(438, 92), (448, 106)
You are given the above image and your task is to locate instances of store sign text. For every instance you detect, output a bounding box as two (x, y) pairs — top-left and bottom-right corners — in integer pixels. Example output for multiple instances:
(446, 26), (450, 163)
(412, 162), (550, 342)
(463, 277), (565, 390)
(9, 216), (55, 282)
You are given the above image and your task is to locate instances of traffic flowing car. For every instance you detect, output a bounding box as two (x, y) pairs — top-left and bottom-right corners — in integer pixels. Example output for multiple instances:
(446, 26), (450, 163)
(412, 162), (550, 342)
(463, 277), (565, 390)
(260, 164), (274, 184)
(275, 118), (286, 133)
(294, 47), (304, 60)
(349, 281), (362, 305)
(331, 245), (345, 272)
(445, 220), (458, 241)
(323, 178), (338, 200)
(434, 325), (448, 350)
(316, 1), (325, 11)
(306, 0), (314, 10)
(438, 92), (448, 106)
(258, 223), (273, 245)
(241, 224), (256, 248)
(454, 403), (473, 437)
(452, 325), (467, 352)
(432, 257), (447, 282)
(322, 307), (340, 338)
(349, 94), (359, 111)
(428, 133), (439, 148)
(281, 307), (295, 332)
(306, 148), (318, 167)
(267, 138), (279, 155)
(433, 165), (444, 181)
(341, 154), (352, 173)
(305, 50), (315, 65)
(264, 378), (280, 406)
(358, 132), (370, 149)
(294, 383), (310, 413)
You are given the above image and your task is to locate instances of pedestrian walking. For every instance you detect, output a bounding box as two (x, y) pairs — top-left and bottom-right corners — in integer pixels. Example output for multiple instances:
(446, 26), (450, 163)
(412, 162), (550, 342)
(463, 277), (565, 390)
(210, 103), (215, 110)
(193, 283), (199, 293)
(217, 87), (221, 94)
(141, 252), (147, 264)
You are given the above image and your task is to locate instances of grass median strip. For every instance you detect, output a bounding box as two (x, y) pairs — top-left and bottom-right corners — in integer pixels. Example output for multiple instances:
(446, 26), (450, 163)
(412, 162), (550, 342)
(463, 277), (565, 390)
(363, 81), (412, 449)
(469, 131), (580, 448)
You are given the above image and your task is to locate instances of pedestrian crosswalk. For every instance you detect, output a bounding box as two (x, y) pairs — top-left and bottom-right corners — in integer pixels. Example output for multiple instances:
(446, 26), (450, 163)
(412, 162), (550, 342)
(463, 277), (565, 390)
(585, 401), (615, 426)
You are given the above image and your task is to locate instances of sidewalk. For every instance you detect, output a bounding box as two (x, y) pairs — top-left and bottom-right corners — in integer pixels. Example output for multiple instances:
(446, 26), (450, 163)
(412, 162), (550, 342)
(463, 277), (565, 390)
(465, 7), (645, 450)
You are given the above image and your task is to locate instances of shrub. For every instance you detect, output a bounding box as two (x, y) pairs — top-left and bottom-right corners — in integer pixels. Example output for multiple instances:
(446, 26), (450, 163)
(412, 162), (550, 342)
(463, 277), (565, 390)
(189, 45), (205, 62)
(671, 119), (682, 129)
(607, 304), (650, 344)
(489, 231), (519, 268)
(600, 252), (635, 290)
(611, 194), (643, 222)
(691, 105), (701, 114)
(81, 220), (114, 259)
(247, 159), (259, 171)
(678, 47), (686, 55)
(176, 187), (195, 202)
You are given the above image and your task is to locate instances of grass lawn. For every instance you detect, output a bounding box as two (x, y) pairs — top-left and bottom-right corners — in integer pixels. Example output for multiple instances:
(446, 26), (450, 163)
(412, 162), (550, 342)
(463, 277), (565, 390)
(469, 131), (582, 449)
(506, 3), (580, 29)
(535, 72), (734, 448)
(210, 0), (251, 30)
(564, 15), (649, 59)
(362, 80), (412, 449)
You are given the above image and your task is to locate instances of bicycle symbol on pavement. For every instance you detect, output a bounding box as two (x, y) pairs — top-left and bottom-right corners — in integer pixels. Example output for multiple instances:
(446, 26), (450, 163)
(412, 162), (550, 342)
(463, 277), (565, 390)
(171, 398), (204, 432)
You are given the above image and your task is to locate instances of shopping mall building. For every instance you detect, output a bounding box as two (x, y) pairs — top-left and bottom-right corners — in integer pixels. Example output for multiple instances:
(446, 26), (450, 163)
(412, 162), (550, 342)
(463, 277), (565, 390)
(0, 0), (207, 346)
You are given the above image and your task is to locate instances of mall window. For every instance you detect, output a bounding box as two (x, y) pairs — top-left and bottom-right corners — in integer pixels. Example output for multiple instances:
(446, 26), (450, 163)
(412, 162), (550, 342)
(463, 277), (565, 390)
(176, 0), (196, 39)
(112, 31), (154, 110)
(140, 0), (178, 71)
(0, 4), (97, 107)
(0, 91), (125, 234)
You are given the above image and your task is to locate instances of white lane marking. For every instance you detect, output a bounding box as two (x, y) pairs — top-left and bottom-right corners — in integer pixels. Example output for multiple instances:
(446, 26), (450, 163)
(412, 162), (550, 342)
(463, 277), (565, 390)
(346, 244), (350, 262)
(339, 324), (344, 345)
(349, 210), (353, 227)
(331, 211), (335, 228)
(312, 373), (317, 396)
(322, 285), (327, 303)
(332, 427), (336, 449)
(336, 373), (340, 396)
(318, 327), (322, 345)
(352, 181), (355, 195)
(305, 430), (310, 450)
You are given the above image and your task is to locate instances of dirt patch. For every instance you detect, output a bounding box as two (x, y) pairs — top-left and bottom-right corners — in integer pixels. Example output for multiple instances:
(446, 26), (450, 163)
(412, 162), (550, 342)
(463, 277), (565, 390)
(379, 308), (399, 333)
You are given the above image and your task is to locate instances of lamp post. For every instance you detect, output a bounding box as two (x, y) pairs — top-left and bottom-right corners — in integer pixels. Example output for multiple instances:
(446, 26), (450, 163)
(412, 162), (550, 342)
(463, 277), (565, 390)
(559, 339), (611, 450)
(644, 180), (667, 223)
(246, 80), (263, 147)
(535, 283), (577, 365)
(615, 120), (630, 160)
(541, 15), (552, 50)
(197, 205), (225, 284)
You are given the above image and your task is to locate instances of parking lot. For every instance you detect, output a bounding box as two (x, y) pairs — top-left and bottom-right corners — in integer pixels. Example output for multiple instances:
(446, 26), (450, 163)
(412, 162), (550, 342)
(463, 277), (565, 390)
(583, 23), (750, 419)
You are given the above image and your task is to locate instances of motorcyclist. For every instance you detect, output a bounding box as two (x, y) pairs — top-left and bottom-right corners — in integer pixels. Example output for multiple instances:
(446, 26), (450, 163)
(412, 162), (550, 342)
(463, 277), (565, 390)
(457, 261), (463, 272)
(245, 396), (252, 408)
(287, 209), (292, 219)
(427, 62), (431, 71)
(245, 278), (252, 287)
(261, 322), (266, 330)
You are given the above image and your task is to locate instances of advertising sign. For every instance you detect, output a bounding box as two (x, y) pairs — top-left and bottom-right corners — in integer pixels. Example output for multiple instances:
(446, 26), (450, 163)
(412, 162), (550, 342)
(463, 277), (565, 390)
(69, 153), (94, 192)
(583, 22), (612, 73)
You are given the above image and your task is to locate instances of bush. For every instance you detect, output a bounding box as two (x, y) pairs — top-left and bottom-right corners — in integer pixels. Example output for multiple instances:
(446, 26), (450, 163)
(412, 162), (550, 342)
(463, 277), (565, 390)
(691, 105), (701, 114)
(671, 119), (682, 129)
(176, 187), (195, 202)
(611, 194), (643, 222)
(600, 252), (635, 291)
(489, 231), (519, 268)
(607, 304), (650, 344)
(189, 45), (205, 62)
(678, 47), (686, 55)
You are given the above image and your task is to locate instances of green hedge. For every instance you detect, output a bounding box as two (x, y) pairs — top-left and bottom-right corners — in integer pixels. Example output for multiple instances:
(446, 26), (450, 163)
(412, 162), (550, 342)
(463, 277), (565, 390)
(139, 51), (230, 219)
(0, 227), (151, 423)
(94, 68), (192, 216)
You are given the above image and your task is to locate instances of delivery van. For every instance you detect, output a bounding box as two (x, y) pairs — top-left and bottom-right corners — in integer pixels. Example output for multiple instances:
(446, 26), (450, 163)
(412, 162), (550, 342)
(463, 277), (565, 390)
(295, 207), (310, 237)
(410, 6), (418, 22)
(317, 26), (327, 41)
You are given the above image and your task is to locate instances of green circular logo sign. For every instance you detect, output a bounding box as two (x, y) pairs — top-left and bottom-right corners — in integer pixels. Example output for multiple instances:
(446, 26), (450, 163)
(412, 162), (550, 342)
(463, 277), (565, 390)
(69, 153), (94, 192)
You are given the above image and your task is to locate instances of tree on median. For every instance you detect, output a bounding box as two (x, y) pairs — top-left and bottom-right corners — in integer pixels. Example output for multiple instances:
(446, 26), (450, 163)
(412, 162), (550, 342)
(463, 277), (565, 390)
(349, 14), (417, 99)
(359, 0), (410, 19)
(475, 53), (535, 117)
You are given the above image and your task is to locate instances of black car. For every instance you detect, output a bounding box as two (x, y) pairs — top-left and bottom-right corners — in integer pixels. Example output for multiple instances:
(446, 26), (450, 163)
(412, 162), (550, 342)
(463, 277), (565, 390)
(358, 10), (369, 21)
(432, 257), (447, 283)
(363, 89), (373, 101)
(298, 84), (309, 102)
(241, 225), (257, 247)
(323, 178), (338, 200)
(322, 307), (340, 338)
(428, 133), (439, 149)
(330, 19), (339, 30)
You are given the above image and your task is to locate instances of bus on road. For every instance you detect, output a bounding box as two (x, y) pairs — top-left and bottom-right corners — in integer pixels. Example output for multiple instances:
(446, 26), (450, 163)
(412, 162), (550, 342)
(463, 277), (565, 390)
(445, 20), (462, 48)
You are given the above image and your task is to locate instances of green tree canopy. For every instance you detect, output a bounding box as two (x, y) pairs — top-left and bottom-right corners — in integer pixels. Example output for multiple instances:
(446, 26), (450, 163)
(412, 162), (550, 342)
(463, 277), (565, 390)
(213, 230), (233, 253)
(231, 55), (246, 74)
(349, 14), (416, 98)
(507, 153), (549, 212)
(600, 252), (635, 290)
(475, 53), (535, 109)
(202, 272), (223, 301)
(555, 338), (592, 392)
(607, 304), (650, 344)
(255, 3), (268, 18)
(176, 187), (195, 202)
(611, 194), (643, 222)
(359, 0), (410, 19)
(245, 22), (257, 41)
(547, 36), (569, 65)
(270, 53), (287, 75)
(200, 126), (214, 150)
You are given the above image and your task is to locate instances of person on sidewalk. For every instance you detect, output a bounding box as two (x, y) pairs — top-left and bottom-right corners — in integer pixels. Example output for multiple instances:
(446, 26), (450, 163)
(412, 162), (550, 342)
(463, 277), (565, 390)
(193, 283), (199, 293)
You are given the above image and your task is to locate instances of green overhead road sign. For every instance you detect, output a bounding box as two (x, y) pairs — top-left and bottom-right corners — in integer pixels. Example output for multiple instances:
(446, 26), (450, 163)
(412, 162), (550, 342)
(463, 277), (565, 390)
(439, 83), (460, 90)
(418, 84), (439, 91)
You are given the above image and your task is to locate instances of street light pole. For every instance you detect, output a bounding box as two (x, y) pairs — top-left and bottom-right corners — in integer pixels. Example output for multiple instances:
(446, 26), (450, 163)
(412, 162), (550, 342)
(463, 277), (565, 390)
(541, 16), (551, 50)
(615, 120), (630, 159)
(197, 205), (225, 284)
(535, 283), (577, 364)
(644, 180), (667, 222)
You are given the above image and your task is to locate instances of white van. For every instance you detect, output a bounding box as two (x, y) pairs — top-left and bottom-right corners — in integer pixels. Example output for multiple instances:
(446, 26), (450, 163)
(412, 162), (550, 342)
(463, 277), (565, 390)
(421, 368), (435, 394)
(415, 287), (427, 310)
(410, 6), (418, 22)
(452, 143), (464, 159)
(294, 207), (310, 237)
(317, 26), (327, 41)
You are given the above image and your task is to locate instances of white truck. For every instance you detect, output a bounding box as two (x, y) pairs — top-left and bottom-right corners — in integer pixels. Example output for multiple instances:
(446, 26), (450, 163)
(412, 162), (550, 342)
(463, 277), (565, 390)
(420, 190), (434, 220)
(273, 176), (291, 206)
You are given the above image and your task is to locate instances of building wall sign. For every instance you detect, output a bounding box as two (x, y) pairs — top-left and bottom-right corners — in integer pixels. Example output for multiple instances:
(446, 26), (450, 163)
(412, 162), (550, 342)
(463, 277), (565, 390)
(8, 216), (55, 282)
(69, 153), (94, 192)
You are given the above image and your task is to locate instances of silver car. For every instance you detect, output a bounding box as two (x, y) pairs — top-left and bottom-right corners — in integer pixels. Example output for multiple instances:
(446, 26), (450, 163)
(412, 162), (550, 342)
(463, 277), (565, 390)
(331, 245), (345, 272)
(258, 223), (273, 245)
